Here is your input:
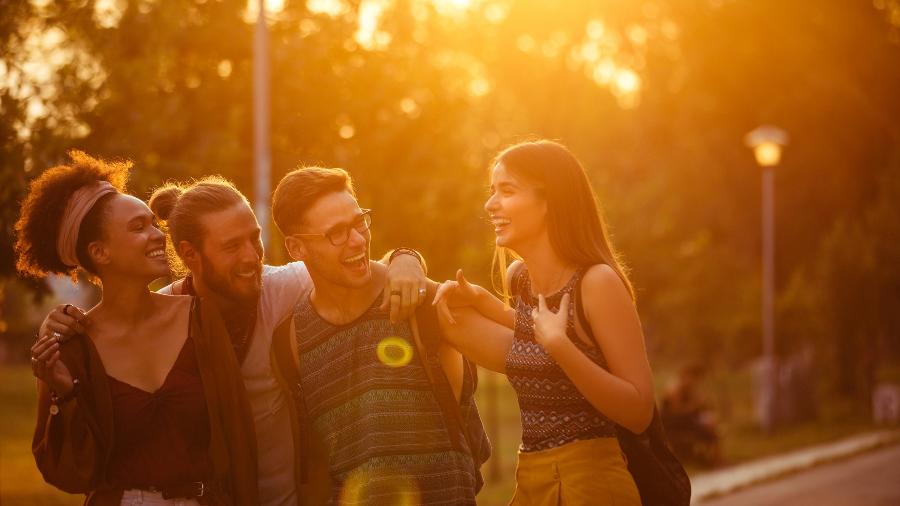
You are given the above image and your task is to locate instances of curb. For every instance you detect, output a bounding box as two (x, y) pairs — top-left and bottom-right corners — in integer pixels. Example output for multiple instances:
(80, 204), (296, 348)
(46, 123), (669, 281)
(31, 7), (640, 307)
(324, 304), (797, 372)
(689, 429), (900, 504)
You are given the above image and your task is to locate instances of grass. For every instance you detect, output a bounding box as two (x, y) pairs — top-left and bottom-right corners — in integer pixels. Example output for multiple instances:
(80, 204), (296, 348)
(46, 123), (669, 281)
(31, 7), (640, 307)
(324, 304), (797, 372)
(0, 364), (879, 505)
(705, 364), (876, 468)
(0, 365), (81, 506)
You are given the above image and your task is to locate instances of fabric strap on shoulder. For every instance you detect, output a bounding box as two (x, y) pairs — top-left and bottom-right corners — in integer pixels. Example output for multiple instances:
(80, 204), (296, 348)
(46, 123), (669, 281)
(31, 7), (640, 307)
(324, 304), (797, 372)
(409, 285), (467, 453)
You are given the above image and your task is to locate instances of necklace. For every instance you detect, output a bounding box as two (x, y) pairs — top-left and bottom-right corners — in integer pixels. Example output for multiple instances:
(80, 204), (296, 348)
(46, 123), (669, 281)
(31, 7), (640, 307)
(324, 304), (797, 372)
(529, 265), (575, 297)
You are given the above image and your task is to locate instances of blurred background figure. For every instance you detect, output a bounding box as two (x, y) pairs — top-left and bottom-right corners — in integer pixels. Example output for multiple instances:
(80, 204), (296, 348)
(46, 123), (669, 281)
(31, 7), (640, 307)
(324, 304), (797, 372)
(661, 363), (722, 467)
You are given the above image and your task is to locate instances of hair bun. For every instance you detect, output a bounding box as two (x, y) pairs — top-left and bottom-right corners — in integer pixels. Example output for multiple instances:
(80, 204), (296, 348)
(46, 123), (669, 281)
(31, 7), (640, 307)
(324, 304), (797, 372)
(148, 185), (184, 221)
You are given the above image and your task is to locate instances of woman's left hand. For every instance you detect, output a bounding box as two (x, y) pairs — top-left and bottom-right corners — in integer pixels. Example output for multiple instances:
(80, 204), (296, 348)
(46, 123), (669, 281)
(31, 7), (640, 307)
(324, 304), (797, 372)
(531, 293), (571, 355)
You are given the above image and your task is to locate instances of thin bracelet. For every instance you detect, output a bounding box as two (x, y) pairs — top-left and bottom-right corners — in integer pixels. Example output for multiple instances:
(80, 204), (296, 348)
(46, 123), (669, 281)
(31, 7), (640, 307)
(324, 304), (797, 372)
(388, 248), (427, 275)
(50, 378), (80, 405)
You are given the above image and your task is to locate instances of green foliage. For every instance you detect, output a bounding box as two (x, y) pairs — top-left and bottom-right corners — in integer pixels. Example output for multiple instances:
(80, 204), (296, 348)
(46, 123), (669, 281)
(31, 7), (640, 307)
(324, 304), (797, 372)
(2, 0), (899, 397)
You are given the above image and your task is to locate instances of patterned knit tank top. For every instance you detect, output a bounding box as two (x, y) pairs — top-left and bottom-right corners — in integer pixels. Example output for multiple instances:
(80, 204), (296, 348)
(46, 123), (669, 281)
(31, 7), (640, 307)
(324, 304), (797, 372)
(505, 265), (617, 452)
(292, 292), (478, 505)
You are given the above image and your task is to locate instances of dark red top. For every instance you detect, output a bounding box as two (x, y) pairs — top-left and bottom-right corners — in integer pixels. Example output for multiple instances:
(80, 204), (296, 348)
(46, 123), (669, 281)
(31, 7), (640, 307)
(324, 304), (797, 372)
(106, 336), (211, 489)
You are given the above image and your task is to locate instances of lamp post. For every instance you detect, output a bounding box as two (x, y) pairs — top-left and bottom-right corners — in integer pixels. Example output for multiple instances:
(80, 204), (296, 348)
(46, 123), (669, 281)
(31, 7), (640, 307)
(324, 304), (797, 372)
(254, 0), (271, 250)
(745, 125), (788, 433)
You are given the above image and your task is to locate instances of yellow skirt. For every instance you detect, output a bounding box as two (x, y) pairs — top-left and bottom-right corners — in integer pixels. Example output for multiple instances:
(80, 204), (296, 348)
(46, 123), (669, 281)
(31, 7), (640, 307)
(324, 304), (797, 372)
(509, 438), (641, 506)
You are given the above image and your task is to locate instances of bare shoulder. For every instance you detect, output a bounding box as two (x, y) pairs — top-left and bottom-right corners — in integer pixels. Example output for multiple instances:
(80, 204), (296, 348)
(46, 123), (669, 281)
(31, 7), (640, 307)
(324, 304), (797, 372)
(581, 264), (632, 303)
(506, 259), (524, 284)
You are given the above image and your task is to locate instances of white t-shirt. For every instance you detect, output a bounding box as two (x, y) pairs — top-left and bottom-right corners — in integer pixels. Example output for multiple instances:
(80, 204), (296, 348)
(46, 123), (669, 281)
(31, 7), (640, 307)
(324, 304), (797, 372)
(160, 262), (311, 506)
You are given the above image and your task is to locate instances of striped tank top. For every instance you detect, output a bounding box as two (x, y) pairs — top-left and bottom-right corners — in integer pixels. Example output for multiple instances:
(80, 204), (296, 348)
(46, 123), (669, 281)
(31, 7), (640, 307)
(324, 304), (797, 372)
(505, 265), (617, 452)
(292, 292), (478, 505)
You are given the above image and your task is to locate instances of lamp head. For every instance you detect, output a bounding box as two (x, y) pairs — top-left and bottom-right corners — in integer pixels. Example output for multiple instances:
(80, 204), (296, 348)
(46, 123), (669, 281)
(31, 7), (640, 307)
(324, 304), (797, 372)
(745, 125), (789, 168)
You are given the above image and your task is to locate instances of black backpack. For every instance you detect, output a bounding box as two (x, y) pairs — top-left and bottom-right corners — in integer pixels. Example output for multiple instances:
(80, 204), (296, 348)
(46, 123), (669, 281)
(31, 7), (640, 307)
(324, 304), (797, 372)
(573, 272), (691, 506)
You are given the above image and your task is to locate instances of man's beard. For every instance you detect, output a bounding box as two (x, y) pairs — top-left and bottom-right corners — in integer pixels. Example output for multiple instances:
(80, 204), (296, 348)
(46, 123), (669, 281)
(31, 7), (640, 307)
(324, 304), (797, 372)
(199, 254), (261, 306)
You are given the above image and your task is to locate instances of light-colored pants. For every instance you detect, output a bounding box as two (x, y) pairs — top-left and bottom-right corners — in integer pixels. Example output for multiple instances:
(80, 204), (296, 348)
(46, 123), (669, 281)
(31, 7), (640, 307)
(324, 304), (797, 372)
(120, 489), (201, 506)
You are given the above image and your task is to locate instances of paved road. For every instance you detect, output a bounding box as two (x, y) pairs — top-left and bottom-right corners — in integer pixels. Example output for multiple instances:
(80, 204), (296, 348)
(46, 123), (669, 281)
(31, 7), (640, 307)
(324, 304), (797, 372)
(700, 443), (900, 506)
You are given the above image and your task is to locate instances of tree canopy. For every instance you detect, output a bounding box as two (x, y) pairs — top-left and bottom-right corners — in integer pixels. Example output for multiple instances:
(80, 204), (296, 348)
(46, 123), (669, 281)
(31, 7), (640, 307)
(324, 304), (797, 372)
(3, 0), (899, 397)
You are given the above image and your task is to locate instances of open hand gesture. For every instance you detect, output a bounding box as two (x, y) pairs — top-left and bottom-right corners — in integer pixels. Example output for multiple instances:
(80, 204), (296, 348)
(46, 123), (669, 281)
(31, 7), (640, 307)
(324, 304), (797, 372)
(433, 269), (481, 325)
(531, 293), (571, 355)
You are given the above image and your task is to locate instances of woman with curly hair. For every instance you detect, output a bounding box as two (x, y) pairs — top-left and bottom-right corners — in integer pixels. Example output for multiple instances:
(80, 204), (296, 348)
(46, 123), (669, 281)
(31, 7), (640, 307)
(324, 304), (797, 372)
(434, 140), (655, 505)
(17, 151), (257, 505)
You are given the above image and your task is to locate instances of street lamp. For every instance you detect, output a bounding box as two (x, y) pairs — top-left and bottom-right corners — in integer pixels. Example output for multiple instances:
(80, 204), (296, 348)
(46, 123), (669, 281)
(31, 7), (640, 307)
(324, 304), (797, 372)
(745, 125), (788, 433)
(254, 0), (271, 251)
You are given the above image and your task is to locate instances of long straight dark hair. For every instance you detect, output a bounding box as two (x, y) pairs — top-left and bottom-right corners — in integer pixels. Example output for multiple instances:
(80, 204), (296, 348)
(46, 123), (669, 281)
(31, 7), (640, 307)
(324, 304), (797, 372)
(491, 140), (635, 301)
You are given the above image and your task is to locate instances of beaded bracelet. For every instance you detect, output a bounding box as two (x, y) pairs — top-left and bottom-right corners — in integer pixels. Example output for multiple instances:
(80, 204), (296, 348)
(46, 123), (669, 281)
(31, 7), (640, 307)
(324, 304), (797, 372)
(49, 378), (80, 415)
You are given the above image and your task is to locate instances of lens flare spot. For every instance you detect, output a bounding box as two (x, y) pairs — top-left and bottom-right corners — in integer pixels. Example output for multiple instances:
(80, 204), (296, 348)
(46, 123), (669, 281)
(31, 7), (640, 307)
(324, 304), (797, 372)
(377, 336), (413, 368)
(340, 468), (420, 505)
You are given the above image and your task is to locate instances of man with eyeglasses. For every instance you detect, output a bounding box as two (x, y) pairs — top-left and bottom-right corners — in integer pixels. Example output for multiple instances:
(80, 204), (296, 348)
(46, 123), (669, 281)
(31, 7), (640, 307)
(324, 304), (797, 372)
(271, 166), (488, 505)
(36, 175), (428, 506)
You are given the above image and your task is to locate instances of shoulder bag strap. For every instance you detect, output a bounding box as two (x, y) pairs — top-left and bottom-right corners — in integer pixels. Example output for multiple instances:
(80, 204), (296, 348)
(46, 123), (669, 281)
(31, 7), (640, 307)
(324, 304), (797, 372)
(272, 316), (311, 483)
(410, 286), (468, 453)
(408, 315), (467, 453)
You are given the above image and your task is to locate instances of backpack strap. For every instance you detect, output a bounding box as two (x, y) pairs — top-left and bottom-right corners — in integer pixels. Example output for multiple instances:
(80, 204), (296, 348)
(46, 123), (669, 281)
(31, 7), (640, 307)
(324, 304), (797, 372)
(271, 315), (311, 483)
(409, 285), (467, 454)
(508, 260), (527, 300)
(573, 271), (594, 342)
(411, 282), (491, 488)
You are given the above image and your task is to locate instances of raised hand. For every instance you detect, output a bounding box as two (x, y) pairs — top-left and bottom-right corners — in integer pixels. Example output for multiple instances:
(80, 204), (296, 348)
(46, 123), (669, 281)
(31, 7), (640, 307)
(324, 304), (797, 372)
(531, 293), (571, 355)
(433, 269), (481, 325)
(30, 332), (75, 396)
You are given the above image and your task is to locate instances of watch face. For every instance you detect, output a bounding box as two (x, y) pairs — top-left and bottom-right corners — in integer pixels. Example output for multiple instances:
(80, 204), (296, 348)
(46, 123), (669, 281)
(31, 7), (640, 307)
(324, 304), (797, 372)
(49, 404), (60, 415)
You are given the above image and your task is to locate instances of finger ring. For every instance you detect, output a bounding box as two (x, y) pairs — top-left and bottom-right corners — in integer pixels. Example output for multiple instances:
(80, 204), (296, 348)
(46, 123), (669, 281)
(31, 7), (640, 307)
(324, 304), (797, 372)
(31, 356), (38, 363)
(418, 287), (427, 297)
(52, 331), (63, 343)
(63, 304), (72, 316)
(390, 289), (401, 296)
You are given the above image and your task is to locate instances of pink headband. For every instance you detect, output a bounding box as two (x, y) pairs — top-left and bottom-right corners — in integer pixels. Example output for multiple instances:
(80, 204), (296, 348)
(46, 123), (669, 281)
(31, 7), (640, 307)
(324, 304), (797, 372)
(57, 181), (117, 268)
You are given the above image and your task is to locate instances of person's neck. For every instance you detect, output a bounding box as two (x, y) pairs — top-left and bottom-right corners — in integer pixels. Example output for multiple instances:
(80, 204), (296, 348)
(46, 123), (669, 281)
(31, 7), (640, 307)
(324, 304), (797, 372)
(516, 238), (576, 296)
(189, 274), (256, 316)
(309, 261), (385, 326)
(94, 275), (156, 328)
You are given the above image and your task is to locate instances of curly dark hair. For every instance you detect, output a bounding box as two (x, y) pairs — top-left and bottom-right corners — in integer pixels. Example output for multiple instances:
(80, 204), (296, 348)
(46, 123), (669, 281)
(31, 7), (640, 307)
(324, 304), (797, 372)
(14, 150), (131, 280)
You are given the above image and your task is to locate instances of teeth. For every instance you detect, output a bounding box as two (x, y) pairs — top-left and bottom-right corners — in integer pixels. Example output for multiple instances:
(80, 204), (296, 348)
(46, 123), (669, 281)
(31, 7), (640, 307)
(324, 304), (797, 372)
(491, 217), (510, 226)
(147, 250), (166, 258)
(343, 253), (365, 263)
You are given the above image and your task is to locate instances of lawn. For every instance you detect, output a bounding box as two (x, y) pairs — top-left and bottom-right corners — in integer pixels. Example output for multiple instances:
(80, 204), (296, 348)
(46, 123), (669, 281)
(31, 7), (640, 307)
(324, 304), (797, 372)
(0, 365), (80, 506)
(0, 364), (877, 505)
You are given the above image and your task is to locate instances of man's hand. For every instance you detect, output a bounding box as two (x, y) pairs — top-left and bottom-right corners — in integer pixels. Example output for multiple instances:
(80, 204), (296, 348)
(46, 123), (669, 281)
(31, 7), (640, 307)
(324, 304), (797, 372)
(380, 253), (427, 323)
(39, 304), (90, 342)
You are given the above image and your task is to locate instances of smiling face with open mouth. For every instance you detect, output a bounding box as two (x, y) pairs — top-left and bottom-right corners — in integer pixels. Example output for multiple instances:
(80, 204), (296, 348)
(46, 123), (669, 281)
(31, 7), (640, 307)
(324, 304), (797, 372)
(90, 194), (170, 281)
(484, 162), (548, 253)
(194, 202), (264, 304)
(294, 190), (373, 290)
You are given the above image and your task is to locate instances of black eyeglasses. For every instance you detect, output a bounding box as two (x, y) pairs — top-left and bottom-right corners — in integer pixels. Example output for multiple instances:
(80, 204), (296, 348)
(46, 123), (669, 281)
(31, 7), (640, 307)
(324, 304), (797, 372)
(292, 209), (373, 246)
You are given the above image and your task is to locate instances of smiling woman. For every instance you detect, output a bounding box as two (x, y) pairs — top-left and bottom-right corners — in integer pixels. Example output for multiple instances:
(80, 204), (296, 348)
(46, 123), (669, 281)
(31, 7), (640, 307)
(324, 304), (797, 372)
(14, 150), (130, 282)
(15, 152), (258, 505)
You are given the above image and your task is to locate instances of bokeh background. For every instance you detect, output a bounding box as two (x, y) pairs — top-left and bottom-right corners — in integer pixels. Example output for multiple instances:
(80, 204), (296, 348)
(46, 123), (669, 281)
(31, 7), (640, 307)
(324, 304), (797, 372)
(2, 0), (900, 504)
